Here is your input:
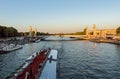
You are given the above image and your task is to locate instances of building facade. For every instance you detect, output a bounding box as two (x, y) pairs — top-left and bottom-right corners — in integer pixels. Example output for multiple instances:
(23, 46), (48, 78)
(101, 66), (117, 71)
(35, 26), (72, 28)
(86, 24), (116, 38)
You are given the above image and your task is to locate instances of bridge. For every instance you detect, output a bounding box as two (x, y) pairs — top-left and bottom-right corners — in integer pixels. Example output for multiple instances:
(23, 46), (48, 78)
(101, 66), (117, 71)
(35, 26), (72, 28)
(55, 35), (90, 40)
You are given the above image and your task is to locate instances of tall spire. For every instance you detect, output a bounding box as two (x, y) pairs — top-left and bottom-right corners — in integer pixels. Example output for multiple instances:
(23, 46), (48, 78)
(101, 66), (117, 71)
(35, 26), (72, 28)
(93, 24), (97, 36)
(85, 26), (89, 36)
(29, 26), (32, 37)
(34, 27), (37, 37)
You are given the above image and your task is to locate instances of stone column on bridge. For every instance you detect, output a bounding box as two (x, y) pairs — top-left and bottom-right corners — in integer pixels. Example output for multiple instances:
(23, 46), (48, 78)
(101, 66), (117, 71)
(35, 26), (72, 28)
(29, 26), (32, 37)
(85, 26), (89, 36)
(93, 24), (97, 36)
(34, 27), (37, 37)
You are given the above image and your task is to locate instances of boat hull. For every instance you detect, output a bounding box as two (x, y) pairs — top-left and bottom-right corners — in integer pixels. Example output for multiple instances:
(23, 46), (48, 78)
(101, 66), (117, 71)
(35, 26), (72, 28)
(8, 49), (51, 79)
(0, 46), (23, 54)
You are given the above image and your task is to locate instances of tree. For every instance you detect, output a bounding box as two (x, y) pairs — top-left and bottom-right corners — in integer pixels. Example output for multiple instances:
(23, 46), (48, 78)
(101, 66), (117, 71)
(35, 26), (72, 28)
(83, 28), (87, 35)
(116, 26), (120, 34)
(3, 28), (9, 37)
(0, 26), (7, 37)
(0, 25), (18, 37)
(89, 32), (93, 35)
(3, 27), (18, 37)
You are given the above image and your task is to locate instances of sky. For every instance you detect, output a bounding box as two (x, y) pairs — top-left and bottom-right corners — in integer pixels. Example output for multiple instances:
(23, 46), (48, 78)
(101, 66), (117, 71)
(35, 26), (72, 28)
(0, 0), (120, 33)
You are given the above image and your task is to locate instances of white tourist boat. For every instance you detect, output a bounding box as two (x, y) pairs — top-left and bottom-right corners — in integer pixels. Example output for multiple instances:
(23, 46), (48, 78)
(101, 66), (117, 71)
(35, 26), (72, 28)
(35, 39), (41, 43)
(0, 44), (23, 53)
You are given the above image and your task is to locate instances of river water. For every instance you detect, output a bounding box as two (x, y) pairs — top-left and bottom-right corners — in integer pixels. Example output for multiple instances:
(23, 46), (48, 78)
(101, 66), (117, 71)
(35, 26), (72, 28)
(0, 36), (120, 79)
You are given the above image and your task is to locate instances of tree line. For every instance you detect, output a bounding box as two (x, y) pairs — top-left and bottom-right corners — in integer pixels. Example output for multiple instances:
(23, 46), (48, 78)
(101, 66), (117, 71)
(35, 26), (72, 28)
(0, 25), (50, 38)
(1, 25), (120, 38)
(22, 32), (50, 37)
(0, 25), (18, 38)
(116, 26), (120, 34)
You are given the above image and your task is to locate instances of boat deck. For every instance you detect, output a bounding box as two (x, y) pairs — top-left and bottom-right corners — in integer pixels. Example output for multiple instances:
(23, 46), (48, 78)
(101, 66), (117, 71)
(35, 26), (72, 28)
(15, 50), (48, 79)
(39, 50), (58, 79)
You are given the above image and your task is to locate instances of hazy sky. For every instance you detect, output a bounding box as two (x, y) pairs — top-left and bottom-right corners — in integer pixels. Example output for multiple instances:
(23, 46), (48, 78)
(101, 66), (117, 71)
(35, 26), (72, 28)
(0, 0), (120, 33)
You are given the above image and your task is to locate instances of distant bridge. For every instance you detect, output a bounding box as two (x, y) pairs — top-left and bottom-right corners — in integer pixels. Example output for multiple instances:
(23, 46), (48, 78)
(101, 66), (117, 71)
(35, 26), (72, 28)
(54, 35), (90, 40)
(63, 35), (87, 38)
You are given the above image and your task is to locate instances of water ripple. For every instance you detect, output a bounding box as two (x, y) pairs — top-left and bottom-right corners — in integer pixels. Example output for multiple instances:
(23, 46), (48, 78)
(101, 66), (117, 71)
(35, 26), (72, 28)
(0, 37), (120, 79)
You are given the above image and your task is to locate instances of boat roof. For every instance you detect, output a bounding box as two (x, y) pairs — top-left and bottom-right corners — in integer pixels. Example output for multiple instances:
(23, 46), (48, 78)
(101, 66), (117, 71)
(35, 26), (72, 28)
(48, 50), (58, 60)
(39, 50), (58, 79)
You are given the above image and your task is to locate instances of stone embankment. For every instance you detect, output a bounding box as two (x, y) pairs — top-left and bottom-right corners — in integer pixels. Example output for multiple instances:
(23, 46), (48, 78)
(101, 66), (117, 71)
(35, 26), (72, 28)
(103, 39), (120, 45)
(90, 39), (120, 45)
(0, 37), (29, 45)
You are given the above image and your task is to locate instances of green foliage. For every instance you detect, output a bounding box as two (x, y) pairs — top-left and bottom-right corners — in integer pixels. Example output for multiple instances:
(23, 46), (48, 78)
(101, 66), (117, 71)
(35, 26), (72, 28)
(18, 32), (24, 36)
(83, 28), (87, 35)
(24, 32), (28, 37)
(74, 32), (85, 35)
(0, 26), (6, 37)
(32, 31), (35, 37)
(37, 32), (50, 35)
(63, 32), (85, 35)
(89, 32), (93, 35)
(0, 25), (18, 37)
(116, 26), (120, 34)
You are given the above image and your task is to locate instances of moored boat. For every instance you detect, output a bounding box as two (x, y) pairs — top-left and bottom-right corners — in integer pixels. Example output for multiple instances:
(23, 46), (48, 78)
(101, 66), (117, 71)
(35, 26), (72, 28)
(10, 49), (50, 79)
(35, 39), (41, 43)
(0, 44), (23, 54)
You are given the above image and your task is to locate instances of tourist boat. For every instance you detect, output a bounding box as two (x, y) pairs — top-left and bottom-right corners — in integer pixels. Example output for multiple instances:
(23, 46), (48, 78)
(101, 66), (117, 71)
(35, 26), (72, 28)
(35, 39), (41, 43)
(29, 38), (41, 43)
(40, 49), (58, 79)
(0, 44), (23, 54)
(9, 48), (58, 79)
(29, 38), (36, 42)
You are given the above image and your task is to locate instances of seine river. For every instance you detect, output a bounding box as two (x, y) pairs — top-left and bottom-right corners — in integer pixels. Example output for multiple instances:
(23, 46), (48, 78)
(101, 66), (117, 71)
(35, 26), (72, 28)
(0, 36), (120, 79)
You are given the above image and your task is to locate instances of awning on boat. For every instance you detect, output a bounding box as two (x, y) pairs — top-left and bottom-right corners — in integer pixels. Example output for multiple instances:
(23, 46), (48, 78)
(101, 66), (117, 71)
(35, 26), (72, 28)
(39, 50), (58, 79)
